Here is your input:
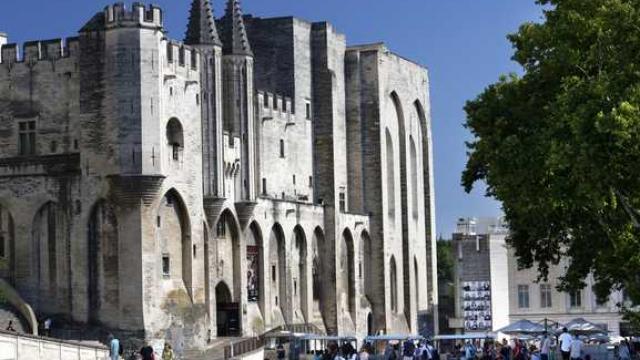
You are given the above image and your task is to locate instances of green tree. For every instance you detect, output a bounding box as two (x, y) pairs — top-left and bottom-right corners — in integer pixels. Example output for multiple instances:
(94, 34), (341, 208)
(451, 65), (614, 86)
(463, 0), (640, 319)
(437, 238), (455, 333)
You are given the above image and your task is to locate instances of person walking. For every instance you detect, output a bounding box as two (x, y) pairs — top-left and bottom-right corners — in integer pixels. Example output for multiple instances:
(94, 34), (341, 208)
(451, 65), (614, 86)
(499, 339), (511, 360)
(108, 334), (121, 360)
(618, 340), (631, 360)
(360, 344), (371, 360)
(403, 339), (416, 360)
(569, 334), (582, 360)
(140, 343), (154, 360)
(559, 328), (572, 360)
(540, 334), (551, 360)
(464, 341), (477, 360)
(161, 343), (174, 360)
(43, 318), (52, 337)
(277, 343), (286, 360)
(6, 320), (16, 332)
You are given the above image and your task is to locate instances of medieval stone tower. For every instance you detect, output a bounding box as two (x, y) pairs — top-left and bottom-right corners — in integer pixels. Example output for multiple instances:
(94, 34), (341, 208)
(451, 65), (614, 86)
(0, 0), (438, 350)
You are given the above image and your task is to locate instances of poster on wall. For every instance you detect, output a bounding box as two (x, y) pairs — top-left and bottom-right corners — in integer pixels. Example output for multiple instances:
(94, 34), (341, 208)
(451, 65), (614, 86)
(462, 281), (492, 331)
(247, 246), (260, 302)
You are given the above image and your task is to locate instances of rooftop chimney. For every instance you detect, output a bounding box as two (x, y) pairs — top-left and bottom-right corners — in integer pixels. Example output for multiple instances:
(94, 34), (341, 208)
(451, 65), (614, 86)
(0, 33), (7, 63)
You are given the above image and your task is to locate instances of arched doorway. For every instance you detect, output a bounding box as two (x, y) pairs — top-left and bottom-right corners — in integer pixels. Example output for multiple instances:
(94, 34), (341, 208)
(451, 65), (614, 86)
(0, 204), (15, 285)
(214, 210), (241, 337)
(292, 226), (308, 322)
(340, 229), (356, 321)
(216, 282), (239, 336)
(269, 224), (286, 323)
(88, 200), (119, 324)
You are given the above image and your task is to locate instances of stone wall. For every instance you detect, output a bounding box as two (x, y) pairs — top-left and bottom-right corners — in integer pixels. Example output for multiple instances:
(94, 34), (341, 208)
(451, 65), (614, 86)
(0, 1), (437, 351)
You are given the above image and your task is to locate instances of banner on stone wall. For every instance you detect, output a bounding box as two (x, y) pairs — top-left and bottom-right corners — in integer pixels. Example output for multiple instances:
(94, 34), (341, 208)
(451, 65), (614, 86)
(462, 281), (492, 331)
(247, 245), (260, 302)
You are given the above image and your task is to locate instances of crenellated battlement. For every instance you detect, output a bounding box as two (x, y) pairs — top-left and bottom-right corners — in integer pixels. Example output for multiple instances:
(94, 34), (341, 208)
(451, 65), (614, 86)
(257, 90), (294, 117)
(0, 37), (79, 65)
(164, 40), (200, 71)
(103, 2), (163, 30)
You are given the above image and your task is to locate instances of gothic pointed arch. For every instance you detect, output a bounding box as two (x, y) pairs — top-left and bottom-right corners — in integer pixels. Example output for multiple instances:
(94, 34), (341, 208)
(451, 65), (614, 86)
(0, 203), (15, 285)
(32, 201), (69, 313)
(391, 91), (411, 324)
(385, 128), (396, 229)
(292, 225), (308, 322)
(214, 209), (242, 300)
(360, 230), (373, 303)
(157, 189), (193, 299)
(389, 255), (399, 314)
(87, 200), (119, 325)
(268, 223), (287, 324)
(414, 98), (435, 310)
(214, 210), (242, 337)
(311, 227), (327, 328)
(340, 228), (356, 322)
(246, 221), (264, 315)
(215, 280), (239, 336)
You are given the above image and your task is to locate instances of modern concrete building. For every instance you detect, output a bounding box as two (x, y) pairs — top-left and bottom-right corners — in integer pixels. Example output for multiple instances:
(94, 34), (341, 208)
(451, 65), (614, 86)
(0, 0), (437, 352)
(449, 218), (510, 335)
(449, 217), (629, 337)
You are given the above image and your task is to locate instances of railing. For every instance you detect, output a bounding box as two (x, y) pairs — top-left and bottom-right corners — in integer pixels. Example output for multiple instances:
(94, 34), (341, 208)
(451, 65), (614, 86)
(223, 324), (324, 359)
(0, 329), (109, 360)
(224, 336), (264, 360)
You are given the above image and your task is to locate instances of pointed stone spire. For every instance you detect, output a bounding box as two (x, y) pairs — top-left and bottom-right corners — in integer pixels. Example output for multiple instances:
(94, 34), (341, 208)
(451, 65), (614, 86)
(219, 0), (253, 56)
(184, 0), (221, 46)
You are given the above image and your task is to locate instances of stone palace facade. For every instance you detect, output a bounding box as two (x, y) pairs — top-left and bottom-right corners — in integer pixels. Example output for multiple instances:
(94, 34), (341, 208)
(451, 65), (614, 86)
(0, 0), (437, 349)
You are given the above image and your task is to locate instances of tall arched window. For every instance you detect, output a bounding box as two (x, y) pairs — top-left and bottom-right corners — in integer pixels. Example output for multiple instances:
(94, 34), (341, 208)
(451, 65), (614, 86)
(166, 118), (184, 161)
(410, 136), (419, 220)
(385, 129), (396, 225)
(390, 256), (398, 313)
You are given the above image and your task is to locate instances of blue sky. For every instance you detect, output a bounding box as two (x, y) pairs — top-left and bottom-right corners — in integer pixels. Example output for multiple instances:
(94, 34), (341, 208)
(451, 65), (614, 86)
(0, 0), (543, 236)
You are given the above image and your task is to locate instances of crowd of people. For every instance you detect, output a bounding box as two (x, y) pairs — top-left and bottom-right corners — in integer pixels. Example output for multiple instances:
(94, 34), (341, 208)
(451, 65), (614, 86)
(108, 335), (176, 360)
(449, 328), (635, 360)
(274, 339), (439, 360)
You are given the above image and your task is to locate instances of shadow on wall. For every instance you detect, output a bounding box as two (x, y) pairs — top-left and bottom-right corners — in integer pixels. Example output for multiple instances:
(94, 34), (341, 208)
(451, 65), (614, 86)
(0, 279), (38, 335)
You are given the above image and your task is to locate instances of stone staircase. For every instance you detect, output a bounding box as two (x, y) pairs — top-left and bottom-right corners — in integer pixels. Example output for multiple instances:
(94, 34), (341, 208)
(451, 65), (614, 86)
(183, 338), (234, 360)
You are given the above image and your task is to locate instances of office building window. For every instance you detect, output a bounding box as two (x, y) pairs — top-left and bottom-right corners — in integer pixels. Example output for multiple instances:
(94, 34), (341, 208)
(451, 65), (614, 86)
(570, 290), (582, 308)
(518, 285), (530, 308)
(18, 121), (36, 155)
(540, 284), (552, 308)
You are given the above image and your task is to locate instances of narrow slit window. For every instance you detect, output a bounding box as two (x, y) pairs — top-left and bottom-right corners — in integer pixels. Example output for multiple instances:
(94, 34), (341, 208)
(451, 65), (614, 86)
(162, 255), (170, 277)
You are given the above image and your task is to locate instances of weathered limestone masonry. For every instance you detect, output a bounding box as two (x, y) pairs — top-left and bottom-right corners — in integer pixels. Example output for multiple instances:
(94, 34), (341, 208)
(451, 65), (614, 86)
(0, 0), (437, 351)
